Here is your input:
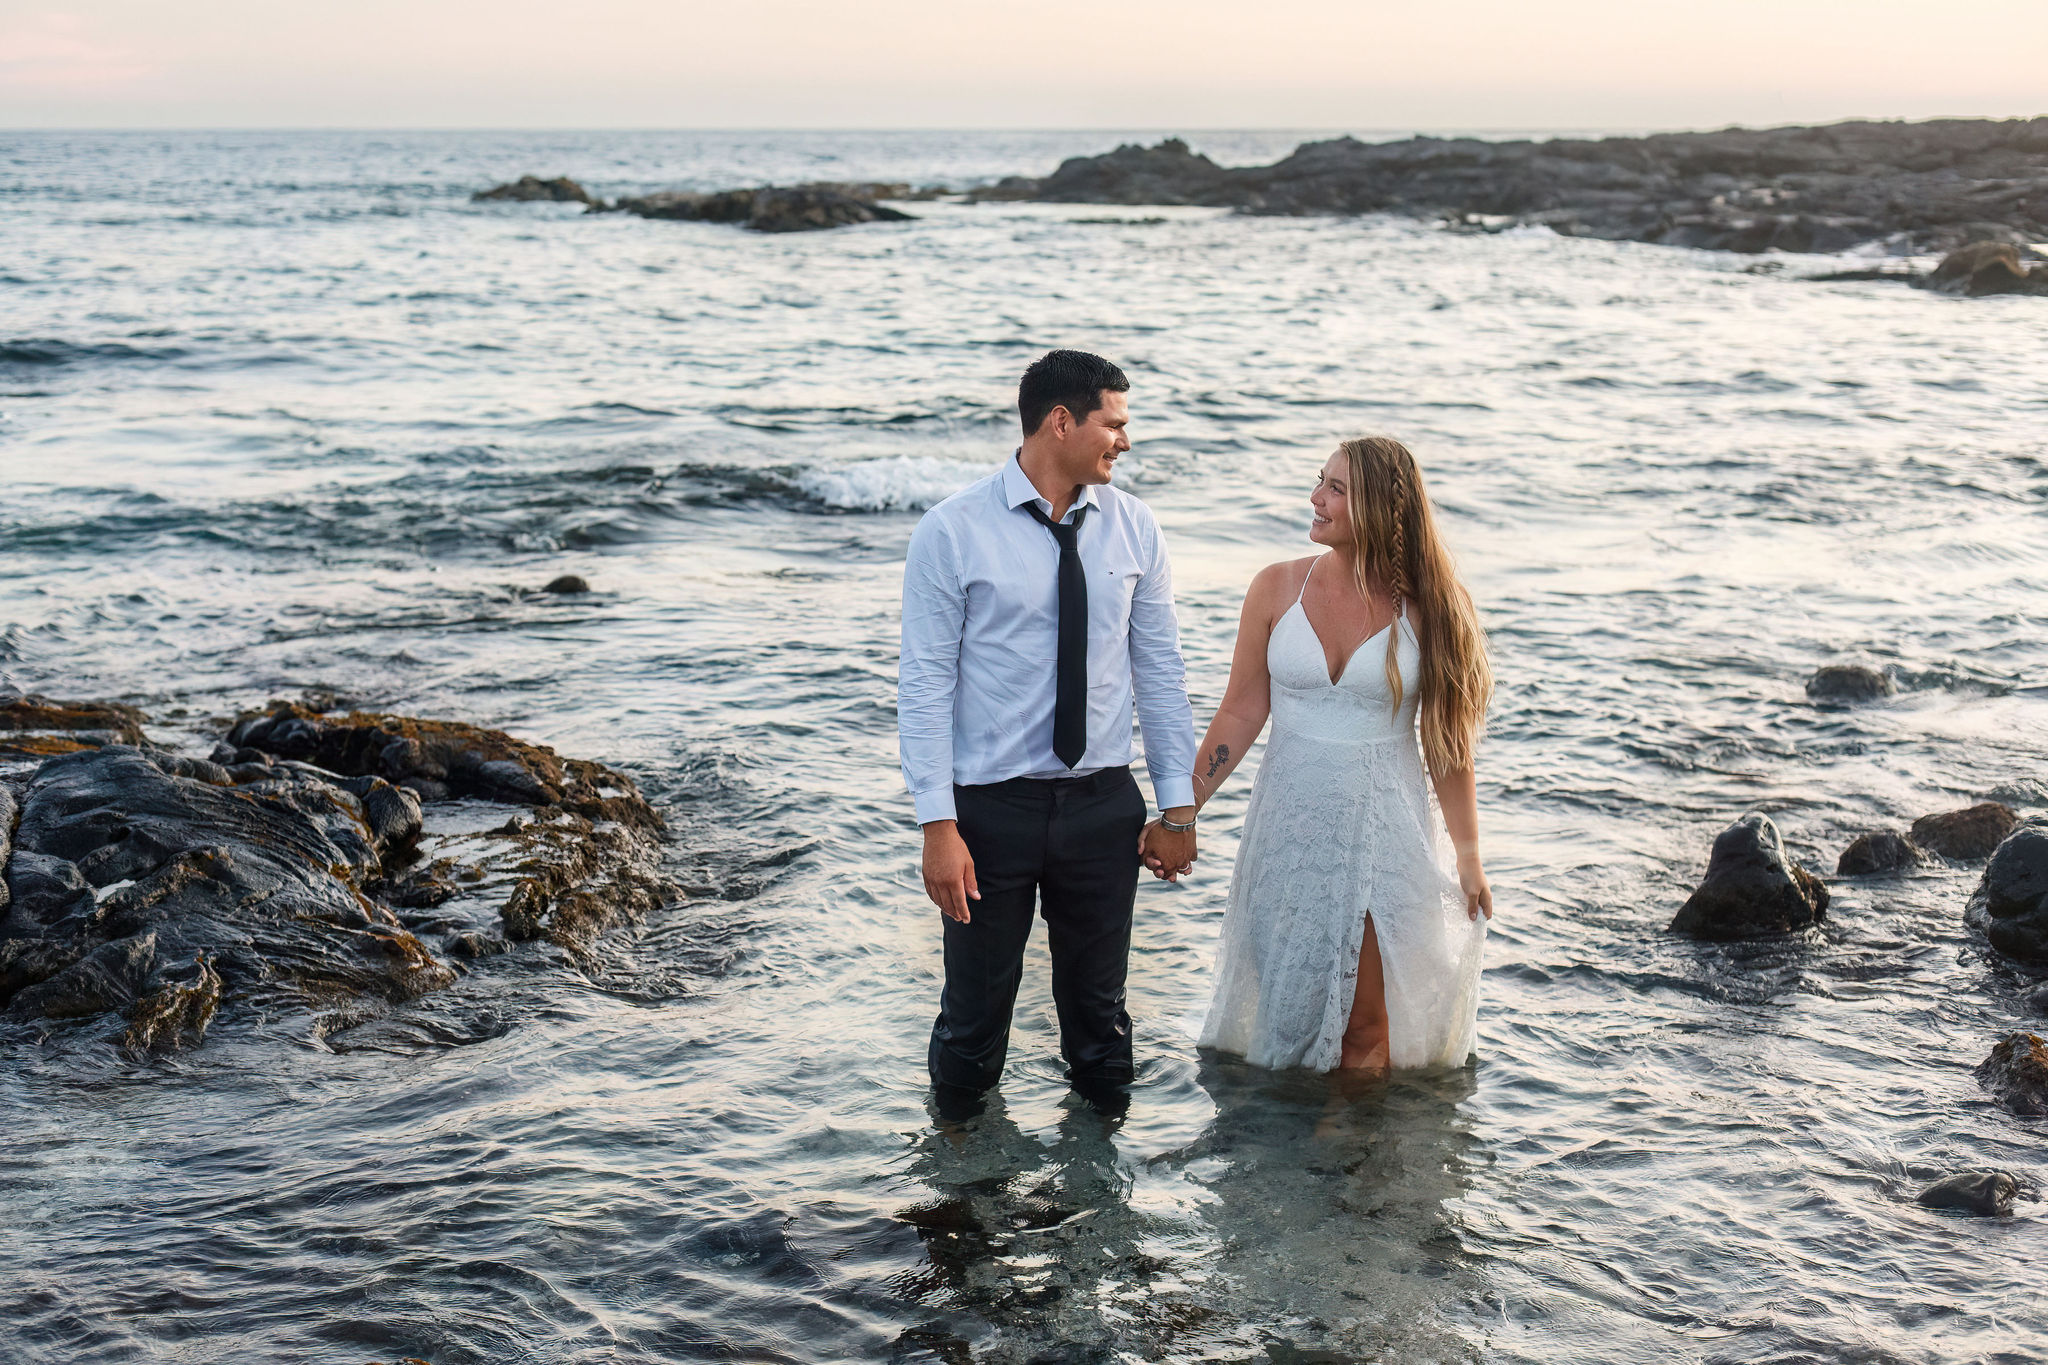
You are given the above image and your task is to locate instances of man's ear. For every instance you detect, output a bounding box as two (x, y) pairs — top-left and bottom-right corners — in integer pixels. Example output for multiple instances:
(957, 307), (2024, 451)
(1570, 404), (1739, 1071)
(1048, 404), (1072, 439)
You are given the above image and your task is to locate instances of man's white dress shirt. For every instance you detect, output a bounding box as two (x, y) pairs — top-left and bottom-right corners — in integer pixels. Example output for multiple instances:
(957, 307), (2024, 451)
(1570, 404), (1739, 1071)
(899, 453), (1198, 824)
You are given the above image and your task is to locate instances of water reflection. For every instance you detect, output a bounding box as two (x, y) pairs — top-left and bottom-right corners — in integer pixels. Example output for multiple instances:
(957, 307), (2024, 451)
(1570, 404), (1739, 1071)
(889, 1060), (1486, 1362)
(1174, 1056), (1485, 1364)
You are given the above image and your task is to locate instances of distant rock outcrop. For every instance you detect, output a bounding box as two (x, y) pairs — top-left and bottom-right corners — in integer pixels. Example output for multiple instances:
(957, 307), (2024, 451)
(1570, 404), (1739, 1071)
(608, 183), (915, 233)
(1926, 241), (2048, 296)
(473, 175), (598, 206)
(975, 119), (2048, 256)
(1669, 812), (1830, 939)
(1813, 241), (2048, 296)
(0, 699), (677, 1051)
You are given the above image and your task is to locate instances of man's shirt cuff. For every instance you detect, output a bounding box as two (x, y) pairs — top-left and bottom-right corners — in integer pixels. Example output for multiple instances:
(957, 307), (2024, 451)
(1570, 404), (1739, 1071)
(913, 787), (959, 824)
(1152, 774), (1195, 812)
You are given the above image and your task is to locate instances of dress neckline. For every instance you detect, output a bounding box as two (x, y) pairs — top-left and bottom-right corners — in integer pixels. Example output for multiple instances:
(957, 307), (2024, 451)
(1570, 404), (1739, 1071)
(1291, 556), (1400, 688)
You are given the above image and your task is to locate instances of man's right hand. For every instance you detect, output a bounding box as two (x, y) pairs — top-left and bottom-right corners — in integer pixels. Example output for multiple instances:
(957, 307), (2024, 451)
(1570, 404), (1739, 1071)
(922, 821), (980, 923)
(1139, 816), (1198, 882)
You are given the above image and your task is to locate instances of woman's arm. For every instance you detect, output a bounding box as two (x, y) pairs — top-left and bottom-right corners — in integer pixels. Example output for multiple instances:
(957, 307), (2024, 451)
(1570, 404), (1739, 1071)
(1140, 565), (1287, 878)
(1191, 563), (1288, 809)
(1431, 762), (1493, 920)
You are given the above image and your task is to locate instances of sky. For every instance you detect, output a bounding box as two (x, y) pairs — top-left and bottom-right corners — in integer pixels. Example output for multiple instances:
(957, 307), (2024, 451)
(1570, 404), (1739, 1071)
(2, 0), (2043, 131)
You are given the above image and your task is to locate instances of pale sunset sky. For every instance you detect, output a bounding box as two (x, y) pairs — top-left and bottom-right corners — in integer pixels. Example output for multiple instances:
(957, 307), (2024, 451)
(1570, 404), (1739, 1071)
(2, 0), (2041, 130)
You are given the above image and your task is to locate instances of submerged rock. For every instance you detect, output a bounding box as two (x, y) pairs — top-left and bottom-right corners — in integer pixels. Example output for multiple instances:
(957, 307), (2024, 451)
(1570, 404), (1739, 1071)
(1669, 812), (1830, 939)
(473, 175), (596, 205)
(1836, 829), (1923, 877)
(1915, 1170), (2019, 1216)
(0, 700), (679, 1050)
(1911, 802), (2019, 861)
(1970, 822), (2048, 963)
(1975, 1031), (2048, 1116)
(2022, 979), (2048, 1015)
(542, 574), (591, 594)
(1805, 664), (1894, 702)
(610, 183), (915, 233)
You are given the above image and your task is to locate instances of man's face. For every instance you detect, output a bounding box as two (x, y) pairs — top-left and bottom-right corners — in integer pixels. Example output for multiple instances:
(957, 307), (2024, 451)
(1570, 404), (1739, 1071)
(1064, 389), (1130, 485)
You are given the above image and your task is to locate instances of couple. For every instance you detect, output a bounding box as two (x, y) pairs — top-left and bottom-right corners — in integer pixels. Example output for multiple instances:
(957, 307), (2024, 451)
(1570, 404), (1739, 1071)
(898, 350), (1492, 1107)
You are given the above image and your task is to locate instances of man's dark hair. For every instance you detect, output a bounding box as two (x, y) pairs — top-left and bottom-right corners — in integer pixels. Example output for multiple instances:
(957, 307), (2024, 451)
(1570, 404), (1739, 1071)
(1018, 350), (1129, 437)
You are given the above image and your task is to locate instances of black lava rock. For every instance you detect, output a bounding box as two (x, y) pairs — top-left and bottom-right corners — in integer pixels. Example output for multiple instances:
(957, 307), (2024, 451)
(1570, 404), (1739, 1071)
(1806, 664), (1895, 702)
(610, 184), (915, 233)
(1670, 812), (1830, 939)
(1916, 1171), (2019, 1216)
(473, 175), (596, 205)
(447, 932), (508, 959)
(1836, 829), (1922, 876)
(1911, 802), (2019, 860)
(0, 745), (451, 1047)
(1927, 242), (2048, 296)
(1973, 823), (2048, 963)
(2, 702), (681, 1050)
(967, 119), (2048, 257)
(1976, 1032), (2048, 1117)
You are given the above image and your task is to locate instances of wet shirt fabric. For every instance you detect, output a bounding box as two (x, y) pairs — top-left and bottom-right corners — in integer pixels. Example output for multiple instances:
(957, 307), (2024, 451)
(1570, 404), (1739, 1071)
(898, 453), (1197, 824)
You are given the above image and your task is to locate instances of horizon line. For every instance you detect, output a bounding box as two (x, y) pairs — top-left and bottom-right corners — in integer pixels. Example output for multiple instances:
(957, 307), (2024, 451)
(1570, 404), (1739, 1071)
(5, 112), (2045, 137)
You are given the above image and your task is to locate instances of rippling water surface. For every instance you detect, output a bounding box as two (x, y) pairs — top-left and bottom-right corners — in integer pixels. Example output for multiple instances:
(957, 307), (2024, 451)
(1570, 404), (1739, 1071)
(3, 130), (2046, 1364)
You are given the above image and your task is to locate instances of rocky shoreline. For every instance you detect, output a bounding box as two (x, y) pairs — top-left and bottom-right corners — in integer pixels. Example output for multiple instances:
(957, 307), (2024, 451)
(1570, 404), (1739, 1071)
(473, 119), (2048, 281)
(1665, 663), (2048, 1192)
(975, 119), (2048, 257)
(0, 692), (677, 1051)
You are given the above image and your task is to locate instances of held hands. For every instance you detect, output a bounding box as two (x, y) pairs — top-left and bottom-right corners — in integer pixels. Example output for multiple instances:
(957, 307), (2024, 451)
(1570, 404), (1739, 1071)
(921, 821), (979, 923)
(1138, 810), (1198, 882)
(1457, 849), (1493, 921)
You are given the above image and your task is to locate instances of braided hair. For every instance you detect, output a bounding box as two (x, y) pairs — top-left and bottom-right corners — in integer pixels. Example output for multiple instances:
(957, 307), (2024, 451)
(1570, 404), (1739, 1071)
(1337, 436), (1492, 775)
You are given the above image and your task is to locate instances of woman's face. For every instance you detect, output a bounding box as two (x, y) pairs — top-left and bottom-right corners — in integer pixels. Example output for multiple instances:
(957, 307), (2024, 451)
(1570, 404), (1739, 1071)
(1308, 450), (1352, 548)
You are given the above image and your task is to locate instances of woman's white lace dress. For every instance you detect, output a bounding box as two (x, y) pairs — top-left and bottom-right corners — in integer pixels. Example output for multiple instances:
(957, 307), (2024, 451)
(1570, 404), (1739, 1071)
(1198, 562), (1486, 1071)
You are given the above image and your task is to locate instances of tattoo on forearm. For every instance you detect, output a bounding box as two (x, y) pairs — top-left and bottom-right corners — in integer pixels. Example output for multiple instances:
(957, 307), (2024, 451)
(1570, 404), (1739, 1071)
(1204, 744), (1229, 779)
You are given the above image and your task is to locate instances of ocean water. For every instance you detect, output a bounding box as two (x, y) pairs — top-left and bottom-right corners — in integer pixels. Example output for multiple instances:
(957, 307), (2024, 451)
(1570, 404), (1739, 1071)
(2, 130), (2046, 1365)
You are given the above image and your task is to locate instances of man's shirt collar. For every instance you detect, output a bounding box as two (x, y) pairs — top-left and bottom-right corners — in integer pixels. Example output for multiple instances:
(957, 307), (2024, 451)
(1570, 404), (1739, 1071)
(1002, 449), (1097, 520)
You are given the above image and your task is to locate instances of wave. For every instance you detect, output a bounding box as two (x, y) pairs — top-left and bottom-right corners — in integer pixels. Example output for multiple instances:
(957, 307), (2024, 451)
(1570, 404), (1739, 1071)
(790, 455), (986, 512)
(0, 338), (189, 369)
(0, 452), (989, 567)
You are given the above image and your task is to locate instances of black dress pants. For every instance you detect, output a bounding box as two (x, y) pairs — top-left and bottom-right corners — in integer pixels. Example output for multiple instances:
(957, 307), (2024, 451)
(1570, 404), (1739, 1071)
(928, 766), (1146, 1093)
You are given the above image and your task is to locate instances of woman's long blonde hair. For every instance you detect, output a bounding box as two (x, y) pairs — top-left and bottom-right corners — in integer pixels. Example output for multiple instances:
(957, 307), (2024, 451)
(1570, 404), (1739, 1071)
(1337, 436), (1492, 775)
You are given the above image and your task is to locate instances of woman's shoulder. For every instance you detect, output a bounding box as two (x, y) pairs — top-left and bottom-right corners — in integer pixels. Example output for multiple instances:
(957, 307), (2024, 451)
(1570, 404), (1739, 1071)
(1250, 555), (1318, 595)
(1242, 556), (1318, 618)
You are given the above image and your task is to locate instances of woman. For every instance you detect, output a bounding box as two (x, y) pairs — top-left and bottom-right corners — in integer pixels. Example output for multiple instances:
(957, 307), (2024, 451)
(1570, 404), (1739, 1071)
(1149, 436), (1493, 1073)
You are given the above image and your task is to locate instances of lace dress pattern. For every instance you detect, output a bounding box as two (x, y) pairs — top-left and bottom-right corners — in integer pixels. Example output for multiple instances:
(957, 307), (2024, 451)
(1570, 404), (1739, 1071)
(1198, 570), (1486, 1072)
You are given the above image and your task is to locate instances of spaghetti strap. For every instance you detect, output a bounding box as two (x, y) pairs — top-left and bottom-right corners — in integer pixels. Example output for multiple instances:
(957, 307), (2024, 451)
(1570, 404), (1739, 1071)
(1295, 556), (1317, 605)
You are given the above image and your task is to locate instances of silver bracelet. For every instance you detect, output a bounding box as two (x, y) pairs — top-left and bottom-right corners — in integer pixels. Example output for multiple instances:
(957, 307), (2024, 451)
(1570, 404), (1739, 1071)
(1158, 811), (1197, 832)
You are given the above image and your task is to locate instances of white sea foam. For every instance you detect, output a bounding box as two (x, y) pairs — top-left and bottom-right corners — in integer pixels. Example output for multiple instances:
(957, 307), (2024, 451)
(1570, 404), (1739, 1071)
(793, 455), (989, 512)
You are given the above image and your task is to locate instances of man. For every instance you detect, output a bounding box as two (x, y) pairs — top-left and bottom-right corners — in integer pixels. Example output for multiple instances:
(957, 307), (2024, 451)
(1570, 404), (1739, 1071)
(899, 349), (1199, 1108)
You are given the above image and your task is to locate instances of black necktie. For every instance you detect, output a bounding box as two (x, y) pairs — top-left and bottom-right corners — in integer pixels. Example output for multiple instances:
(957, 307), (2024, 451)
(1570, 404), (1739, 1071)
(1024, 501), (1089, 768)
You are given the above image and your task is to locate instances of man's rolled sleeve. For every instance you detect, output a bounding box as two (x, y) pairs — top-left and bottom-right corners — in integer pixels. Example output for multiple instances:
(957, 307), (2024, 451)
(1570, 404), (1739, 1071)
(899, 513), (966, 825)
(1126, 511), (1198, 812)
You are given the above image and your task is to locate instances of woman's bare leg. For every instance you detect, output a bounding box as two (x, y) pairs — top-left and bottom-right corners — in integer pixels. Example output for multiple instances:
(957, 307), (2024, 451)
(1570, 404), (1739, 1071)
(1338, 915), (1390, 1072)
